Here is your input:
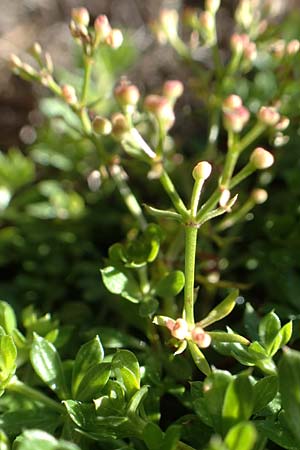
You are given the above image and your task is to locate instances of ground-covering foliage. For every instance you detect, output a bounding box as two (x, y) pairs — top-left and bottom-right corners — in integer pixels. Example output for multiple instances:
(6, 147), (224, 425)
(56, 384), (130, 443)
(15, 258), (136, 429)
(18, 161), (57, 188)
(1, 0), (300, 449)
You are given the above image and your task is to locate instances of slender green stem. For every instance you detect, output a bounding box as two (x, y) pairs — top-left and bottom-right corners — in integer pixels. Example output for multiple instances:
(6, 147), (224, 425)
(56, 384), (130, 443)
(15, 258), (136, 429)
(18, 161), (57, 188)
(236, 122), (266, 153)
(138, 266), (150, 295)
(159, 171), (188, 217)
(219, 148), (240, 189)
(190, 179), (205, 217)
(81, 56), (92, 104)
(183, 225), (198, 326)
(7, 377), (65, 414)
(216, 197), (255, 231)
(230, 162), (256, 189)
(109, 164), (147, 230)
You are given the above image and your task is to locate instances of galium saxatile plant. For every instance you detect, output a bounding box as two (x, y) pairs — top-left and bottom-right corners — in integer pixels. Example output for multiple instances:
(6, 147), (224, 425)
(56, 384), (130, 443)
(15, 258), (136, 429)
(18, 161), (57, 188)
(9, 1), (297, 373)
(3, 2), (300, 449)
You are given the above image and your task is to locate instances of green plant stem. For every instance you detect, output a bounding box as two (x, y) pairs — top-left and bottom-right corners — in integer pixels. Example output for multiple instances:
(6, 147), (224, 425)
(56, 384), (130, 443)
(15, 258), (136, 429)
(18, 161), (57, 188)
(183, 225), (198, 326)
(236, 122), (266, 153)
(81, 56), (92, 104)
(7, 377), (65, 414)
(190, 179), (205, 217)
(138, 266), (150, 295)
(230, 162), (256, 189)
(109, 165), (147, 230)
(219, 147), (239, 189)
(159, 171), (188, 217)
(216, 197), (255, 231)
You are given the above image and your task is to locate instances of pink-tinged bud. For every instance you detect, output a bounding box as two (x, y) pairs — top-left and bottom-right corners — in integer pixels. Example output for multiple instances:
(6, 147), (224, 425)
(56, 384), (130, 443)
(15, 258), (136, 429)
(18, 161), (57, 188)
(270, 40), (286, 59)
(106, 29), (123, 49)
(114, 81), (140, 108)
(9, 54), (22, 70)
(94, 15), (111, 42)
(223, 106), (250, 133)
(258, 106), (280, 126)
(250, 147), (274, 169)
(192, 161), (212, 180)
(92, 116), (112, 135)
(199, 11), (214, 31)
(251, 188), (268, 204)
(171, 318), (189, 340)
(244, 41), (257, 61)
(111, 113), (130, 139)
(230, 33), (250, 53)
(223, 95), (243, 111)
(275, 116), (290, 131)
(71, 7), (90, 27)
(219, 189), (231, 208)
(61, 85), (78, 105)
(69, 21), (88, 39)
(191, 327), (211, 348)
(205, 0), (221, 14)
(144, 95), (175, 129)
(286, 39), (300, 55)
(162, 80), (184, 101)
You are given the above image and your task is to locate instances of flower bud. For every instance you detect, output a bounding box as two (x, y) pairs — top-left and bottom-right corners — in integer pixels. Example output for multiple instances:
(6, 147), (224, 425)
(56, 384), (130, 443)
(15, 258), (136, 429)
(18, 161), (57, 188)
(61, 84), (78, 105)
(191, 326), (211, 348)
(106, 29), (123, 49)
(162, 80), (184, 101)
(251, 188), (268, 204)
(199, 11), (214, 32)
(94, 15), (111, 42)
(258, 106), (280, 126)
(71, 7), (90, 27)
(144, 95), (175, 130)
(230, 33), (250, 54)
(111, 113), (130, 139)
(159, 9), (179, 39)
(9, 54), (22, 70)
(219, 189), (231, 208)
(30, 42), (42, 58)
(222, 94), (243, 111)
(223, 106), (250, 133)
(244, 41), (257, 61)
(275, 116), (290, 131)
(182, 7), (199, 28)
(192, 161), (212, 181)
(114, 81), (140, 108)
(286, 39), (300, 55)
(205, 0), (221, 14)
(250, 147), (274, 169)
(171, 318), (189, 340)
(92, 116), (112, 135)
(270, 40), (286, 59)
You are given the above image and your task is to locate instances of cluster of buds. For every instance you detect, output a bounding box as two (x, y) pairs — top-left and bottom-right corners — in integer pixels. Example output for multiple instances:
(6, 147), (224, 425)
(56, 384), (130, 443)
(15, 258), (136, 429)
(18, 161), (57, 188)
(70, 7), (123, 53)
(270, 39), (300, 59)
(166, 318), (212, 349)
(144, 80), (184, 131)
(222, 94), (250, 133)
(230, 33), (257, 62)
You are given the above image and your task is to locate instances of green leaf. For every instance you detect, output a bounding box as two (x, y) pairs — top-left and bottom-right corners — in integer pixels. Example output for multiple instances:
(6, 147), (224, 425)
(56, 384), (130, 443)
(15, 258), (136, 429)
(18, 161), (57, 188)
(199, 290), (239, 328)
(72, 335), (104, 397)
(253, 376), (278, 414)
(112, 350), (140, 398)
(202, 370), (233, 434)
(258, 311), (281, 351)
(143, 422), (164, 450)
(278, 348), (300, 443)
(0, 301), (17, 334)
(139, 298), (159, 318)
(269, 321), (293, 357)
(30, 334), (68, 399)
(13, 429), (80, 450)
(63, 400), (95, 429)
(225, 422), (257, 450)
(222, 373), (254, 434)
(0, 430), (9, 450)
(257, 419), (299, 450)
(0, 334), (17, 388)
(154, 271), (185, 298)
(75, 363), (111, 402)
(163, 425), (181, 450)
(188, 342), (211, 376)
(100, 266), (141, 303)
(208, 331), (249, 346)
(127, 385), (148, 417)
(0, 409), (61, 437)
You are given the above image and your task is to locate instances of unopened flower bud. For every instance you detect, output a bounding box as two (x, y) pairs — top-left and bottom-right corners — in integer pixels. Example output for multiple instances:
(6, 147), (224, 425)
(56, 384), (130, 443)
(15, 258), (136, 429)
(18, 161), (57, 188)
(251, 188), (268, 204)
(30, 42), (42, 58)
(61, 84), (78, 105)
(230, 33), (250, 53)
(182, 7), (199, 28)
(191, 326), (211, 348)
(9, 54), (22, 70)
(199, 11), (214, 32)
(111, 113), (130, 139)
(92, 116), (112, 135)
(223, 94), (243, 111)
(219, 189), (231, 208)
(275, 116), (290, 131)
(244, 41), (257, 61)
(270, 40), (286, 59)
(144, 95), (175, 130)
(205, 0), (221, 14)
(94, 15), (111, 42)
(71, 7), (90, 27)
(106, 29), (123, 49)
(286, 39), (300, 55)
(258, 106), (280, 126)
(171, 318), (189, 340)
(162, 80), (184, 101)
(192, 161), (212, 180)
(250, 147), (274, 169)
(114, 81), (140, 109)
(223, 106), (250, 133)
(159, 9), (179, 38)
